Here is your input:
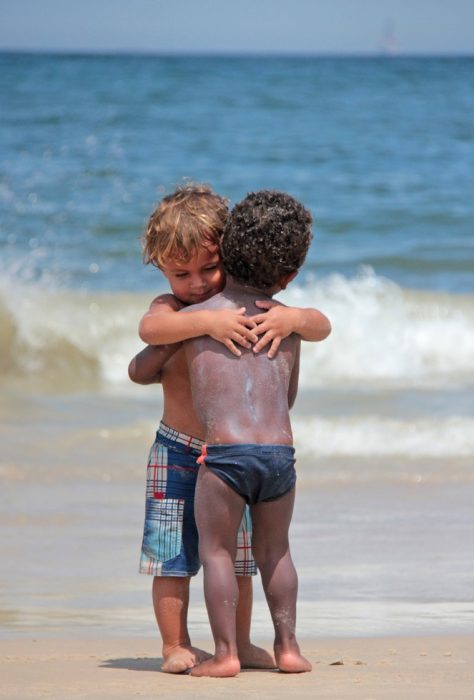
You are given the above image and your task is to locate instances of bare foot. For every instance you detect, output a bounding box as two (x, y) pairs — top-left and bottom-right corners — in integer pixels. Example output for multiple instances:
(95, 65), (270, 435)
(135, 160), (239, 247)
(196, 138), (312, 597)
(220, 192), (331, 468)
(238, 642), (277, 669)
(161, 645), (212, 674)
(189, 655), (240, 678)
(275, 646), (312, 673)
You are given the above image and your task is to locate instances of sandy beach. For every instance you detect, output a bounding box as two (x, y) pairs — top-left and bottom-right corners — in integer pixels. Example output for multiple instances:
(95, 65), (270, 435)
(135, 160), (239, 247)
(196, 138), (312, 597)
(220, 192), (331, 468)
(1, 635), (473, 699)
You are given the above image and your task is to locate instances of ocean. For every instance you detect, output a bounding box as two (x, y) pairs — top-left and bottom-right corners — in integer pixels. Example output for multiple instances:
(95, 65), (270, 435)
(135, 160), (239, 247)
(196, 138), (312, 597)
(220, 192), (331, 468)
(1, 53), (473, 640)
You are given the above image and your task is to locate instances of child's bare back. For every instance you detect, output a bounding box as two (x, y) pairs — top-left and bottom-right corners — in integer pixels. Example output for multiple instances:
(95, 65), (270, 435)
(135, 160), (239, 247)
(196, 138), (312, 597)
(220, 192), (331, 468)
(185, 283), (300, 445)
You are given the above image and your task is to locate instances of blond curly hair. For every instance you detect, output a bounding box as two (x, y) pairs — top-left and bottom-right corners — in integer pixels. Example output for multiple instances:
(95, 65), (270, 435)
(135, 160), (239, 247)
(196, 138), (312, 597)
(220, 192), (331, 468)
(142, 183), (229, 269)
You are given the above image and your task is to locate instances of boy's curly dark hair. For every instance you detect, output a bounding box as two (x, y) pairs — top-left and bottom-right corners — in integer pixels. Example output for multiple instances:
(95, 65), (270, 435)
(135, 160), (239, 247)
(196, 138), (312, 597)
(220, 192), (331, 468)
(221, 190), (312, 289)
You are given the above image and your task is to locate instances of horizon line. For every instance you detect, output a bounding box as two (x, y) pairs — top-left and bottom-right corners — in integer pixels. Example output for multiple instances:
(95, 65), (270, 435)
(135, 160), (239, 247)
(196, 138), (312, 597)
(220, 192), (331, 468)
(1, 47), (473, 59)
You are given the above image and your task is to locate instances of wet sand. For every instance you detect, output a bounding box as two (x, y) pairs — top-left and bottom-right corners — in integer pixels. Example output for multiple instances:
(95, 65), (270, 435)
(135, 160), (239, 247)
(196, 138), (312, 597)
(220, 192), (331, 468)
(1, 635), (473, 699)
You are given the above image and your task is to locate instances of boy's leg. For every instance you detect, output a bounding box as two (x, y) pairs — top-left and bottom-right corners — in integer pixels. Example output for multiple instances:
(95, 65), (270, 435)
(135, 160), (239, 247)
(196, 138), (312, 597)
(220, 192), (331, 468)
(190, 464), (246, 677)
(140, 427), (209, 673)
(251, 487), (312, 673)
(152, 576), (211, 673)
(234, 507), (276, 668)
(235, 575), (276, 668)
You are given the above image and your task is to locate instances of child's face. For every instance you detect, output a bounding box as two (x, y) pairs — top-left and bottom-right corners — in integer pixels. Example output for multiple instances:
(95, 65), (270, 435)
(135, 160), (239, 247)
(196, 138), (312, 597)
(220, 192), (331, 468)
(161, 244), (225, 305)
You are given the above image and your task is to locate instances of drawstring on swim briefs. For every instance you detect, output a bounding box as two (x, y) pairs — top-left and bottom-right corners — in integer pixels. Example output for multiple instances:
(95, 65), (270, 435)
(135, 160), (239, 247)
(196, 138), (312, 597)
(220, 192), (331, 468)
(197, 444), (208, 465)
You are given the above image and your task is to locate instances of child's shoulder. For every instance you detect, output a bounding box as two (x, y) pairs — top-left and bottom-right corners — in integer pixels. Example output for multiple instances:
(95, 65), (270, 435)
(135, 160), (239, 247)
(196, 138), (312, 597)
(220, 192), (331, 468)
(147, 293), (186, 313)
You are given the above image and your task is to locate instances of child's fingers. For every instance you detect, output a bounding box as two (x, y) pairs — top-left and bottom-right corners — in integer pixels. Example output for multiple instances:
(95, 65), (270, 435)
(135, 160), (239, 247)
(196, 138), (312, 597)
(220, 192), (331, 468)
(235, 307), (257, 328)
(232, 332), (253, 348)
(252, 331), (274, 353)
(254, 333), (283, 357)
(251, 313), (269, 327)
(233, 307), (257, 330)
(239, 315), (258, 329)
(266, 336), (282, 358)
(224, 338), (242, 356)
(253, 318), (280, 337)
(236, 324), (259, 343)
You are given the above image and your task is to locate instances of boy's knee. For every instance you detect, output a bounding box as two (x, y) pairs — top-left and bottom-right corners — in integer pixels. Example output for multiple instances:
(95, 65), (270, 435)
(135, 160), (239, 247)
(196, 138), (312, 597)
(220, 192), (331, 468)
(199, 544), (237, 566)
(252, 543), (289, 570)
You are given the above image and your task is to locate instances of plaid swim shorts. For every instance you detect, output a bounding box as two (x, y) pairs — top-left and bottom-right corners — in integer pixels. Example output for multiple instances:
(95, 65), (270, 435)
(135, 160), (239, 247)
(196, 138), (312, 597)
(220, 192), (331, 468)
(139, 422), (256, 577)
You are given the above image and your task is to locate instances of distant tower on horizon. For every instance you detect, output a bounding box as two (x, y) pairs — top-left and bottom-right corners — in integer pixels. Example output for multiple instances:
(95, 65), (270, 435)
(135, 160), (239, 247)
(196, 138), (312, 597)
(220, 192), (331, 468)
(379, 18), (400, 56)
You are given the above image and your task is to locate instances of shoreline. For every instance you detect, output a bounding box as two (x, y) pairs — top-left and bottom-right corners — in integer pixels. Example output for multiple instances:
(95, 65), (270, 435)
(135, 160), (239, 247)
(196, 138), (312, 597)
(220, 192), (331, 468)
(1, 634), (473, 699)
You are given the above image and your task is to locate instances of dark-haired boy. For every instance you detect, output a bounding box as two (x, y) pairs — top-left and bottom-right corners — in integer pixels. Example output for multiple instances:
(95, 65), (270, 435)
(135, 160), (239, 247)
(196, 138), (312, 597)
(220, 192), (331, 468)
(184, 190), (316, 677)
(129, 184), (330, 674)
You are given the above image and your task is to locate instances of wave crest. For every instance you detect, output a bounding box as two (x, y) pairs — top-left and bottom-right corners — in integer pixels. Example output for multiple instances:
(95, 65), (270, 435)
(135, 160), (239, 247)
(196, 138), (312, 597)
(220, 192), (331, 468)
(1, 268), (473, 391)
(283, 268), (474, 387)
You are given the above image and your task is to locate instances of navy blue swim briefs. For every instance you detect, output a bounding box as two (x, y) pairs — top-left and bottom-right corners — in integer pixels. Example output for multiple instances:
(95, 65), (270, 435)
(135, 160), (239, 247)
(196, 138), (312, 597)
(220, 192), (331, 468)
(198, 443), (296, 505)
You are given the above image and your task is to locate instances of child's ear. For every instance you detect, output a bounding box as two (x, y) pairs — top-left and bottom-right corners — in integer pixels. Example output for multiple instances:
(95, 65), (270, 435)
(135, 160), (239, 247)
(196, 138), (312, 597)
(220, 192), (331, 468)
(279, 270), (298, 290)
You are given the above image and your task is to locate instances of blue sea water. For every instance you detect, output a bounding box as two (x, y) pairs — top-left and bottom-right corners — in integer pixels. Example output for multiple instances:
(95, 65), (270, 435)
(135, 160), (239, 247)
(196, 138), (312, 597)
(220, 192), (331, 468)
(1, 53), (473, 293)
(1, 53), (473, 639)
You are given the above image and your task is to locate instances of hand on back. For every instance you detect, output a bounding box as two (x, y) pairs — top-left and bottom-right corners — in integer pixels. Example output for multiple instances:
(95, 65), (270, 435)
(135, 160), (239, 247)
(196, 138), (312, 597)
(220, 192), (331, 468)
(252, 301), (297, 358)
(207, 307), (258, 356)
(208, 303), (297, 358)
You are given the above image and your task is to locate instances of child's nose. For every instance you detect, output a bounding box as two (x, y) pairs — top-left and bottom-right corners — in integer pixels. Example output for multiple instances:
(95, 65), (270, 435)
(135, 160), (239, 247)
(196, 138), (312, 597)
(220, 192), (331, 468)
(190, 275), (206, 289)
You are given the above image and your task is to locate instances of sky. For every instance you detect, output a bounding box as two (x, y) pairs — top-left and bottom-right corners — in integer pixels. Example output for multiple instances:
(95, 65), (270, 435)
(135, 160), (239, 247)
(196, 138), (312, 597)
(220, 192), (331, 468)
(1, 0), (474, 55)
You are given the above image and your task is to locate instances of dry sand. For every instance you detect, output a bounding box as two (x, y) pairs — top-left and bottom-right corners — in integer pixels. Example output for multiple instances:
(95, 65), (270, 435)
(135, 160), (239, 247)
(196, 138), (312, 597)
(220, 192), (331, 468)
(1, 635), (473, 699)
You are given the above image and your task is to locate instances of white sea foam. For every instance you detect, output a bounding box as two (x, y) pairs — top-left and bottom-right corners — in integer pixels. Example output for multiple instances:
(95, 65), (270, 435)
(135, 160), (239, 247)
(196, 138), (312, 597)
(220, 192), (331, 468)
(1, 268), (473, 390)
(0, 276), (147, 388)
(293, 414), (474, 459)
(282, 268), (474, 387)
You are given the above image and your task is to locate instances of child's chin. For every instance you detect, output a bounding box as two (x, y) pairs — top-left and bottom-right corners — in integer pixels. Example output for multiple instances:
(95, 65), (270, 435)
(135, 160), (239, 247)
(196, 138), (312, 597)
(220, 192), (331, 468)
(191, 291), (215, 303)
